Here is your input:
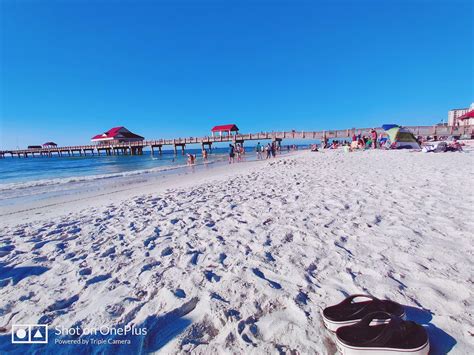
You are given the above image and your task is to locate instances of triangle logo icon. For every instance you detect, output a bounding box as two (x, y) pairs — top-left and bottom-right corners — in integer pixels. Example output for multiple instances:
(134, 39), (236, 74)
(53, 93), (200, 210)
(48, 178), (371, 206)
(34, 329), (43, 338)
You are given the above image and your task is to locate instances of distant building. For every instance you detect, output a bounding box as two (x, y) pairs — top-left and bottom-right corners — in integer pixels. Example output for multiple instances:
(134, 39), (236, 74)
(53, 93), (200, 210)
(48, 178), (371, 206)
(91, 126), (144, 145)
(448, 103), (474, 126)
(211, 124), (239, 137)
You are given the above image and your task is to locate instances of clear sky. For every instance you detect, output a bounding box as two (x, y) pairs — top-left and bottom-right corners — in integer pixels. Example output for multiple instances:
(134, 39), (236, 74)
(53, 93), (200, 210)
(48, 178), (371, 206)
(0, 0), (472, 149)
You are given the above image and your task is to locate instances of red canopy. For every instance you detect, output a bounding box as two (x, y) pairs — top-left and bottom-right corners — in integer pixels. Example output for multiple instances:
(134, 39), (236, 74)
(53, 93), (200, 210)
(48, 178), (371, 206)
(458, 110), (474, 120)
(211, 124), (239, 132)
(91, 126), (144, 140)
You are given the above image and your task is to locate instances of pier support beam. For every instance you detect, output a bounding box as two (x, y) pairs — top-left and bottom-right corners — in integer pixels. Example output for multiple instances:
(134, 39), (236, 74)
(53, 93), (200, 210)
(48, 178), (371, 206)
(201, 142), (212, 152)
(151, 145), (163, 155)
(173, 143), (186, 155)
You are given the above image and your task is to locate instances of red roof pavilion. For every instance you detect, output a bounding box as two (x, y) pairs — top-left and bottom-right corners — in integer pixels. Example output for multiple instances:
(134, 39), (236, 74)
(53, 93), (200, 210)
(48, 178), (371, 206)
(211, 124), (239, 136)
(91, 126), (144, 143)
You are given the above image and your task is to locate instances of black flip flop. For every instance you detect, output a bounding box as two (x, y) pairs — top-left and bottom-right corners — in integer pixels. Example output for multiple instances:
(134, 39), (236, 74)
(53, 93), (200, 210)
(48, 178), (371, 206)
(322, 294), (405, 331)
(335, 311), (429, 354)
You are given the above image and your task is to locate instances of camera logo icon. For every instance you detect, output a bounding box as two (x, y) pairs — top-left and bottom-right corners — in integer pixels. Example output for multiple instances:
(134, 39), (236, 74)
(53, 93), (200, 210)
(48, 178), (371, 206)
(12, 324), (48, 344)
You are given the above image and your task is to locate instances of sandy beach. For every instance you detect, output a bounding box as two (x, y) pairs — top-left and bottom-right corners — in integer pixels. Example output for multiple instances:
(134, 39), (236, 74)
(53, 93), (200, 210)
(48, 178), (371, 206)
(0, 149), (473, 354)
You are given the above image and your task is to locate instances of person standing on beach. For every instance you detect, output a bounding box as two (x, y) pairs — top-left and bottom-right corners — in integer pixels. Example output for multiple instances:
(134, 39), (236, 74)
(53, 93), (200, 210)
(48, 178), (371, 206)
(256, 142), (262, 159)
(371, 129), (378, 149)
(202, 149), (208, 161)
(239, 144), (245, 161)
(235, 143), (241, 162)
(271, 142), (276, 158)
(228, 144), (235, 164)
(265, 143), (271, 159)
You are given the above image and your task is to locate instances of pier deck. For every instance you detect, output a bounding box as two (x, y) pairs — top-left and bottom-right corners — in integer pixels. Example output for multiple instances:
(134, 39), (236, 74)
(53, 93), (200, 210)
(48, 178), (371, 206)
(1, 125), (472, 158)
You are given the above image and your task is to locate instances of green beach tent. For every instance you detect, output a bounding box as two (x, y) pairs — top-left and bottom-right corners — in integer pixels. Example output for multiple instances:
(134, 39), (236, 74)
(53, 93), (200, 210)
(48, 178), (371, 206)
(382, 124), (421, 149)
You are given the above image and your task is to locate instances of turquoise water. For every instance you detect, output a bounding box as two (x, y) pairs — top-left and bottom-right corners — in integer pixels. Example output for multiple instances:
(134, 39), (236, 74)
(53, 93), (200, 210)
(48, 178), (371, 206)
(0, 148), (233, 186)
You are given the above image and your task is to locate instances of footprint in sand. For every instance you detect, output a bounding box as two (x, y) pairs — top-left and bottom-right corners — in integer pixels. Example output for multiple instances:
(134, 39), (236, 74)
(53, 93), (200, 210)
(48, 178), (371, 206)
(187, 250), (202, 265)
(295, 291), (309, 306)
(225, 309), (241, 320)
(140, 261), (161, 274)
(78, 267), (92, 276)
(204, 270), (221, 283)
(210, 292), (229, 303)
(219, 253), (227, 266)
(264, 252), (275, 262)
(105, 303), (125, 317)
(85, 273), (111, 286)
(237, 316), (259, 346)
(161, 247), (173, 257)
(174, 289), (186, 298)
(101, 246), (116, 258)
(252, 268), (282, 289)
(47, 294), (79, 312)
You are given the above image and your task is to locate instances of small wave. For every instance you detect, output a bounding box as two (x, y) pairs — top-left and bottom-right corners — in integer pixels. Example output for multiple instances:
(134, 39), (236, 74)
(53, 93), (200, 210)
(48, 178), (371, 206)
(0, 163), (200, 192)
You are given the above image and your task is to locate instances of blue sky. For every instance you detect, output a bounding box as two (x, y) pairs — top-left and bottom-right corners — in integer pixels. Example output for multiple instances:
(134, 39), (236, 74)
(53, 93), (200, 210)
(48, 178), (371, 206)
(0, 0), (472, 149)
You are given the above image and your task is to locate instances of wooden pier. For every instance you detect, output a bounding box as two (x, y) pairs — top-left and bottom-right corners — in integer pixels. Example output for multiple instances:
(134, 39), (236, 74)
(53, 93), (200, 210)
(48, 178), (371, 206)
(0, 125), (472, 158)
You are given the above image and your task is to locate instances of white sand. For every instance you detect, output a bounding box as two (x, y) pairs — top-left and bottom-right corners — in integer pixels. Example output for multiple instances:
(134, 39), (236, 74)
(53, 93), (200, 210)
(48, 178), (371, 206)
(0, 149), (473, 354)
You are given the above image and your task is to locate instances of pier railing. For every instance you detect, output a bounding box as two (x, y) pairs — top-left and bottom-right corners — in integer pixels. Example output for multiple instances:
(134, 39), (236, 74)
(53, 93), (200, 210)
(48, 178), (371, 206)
(1, 125), (472, 158)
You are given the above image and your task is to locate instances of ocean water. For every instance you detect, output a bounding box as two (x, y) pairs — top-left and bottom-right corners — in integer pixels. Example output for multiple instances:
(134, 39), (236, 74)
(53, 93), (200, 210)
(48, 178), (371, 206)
(0, 148), (236, 187)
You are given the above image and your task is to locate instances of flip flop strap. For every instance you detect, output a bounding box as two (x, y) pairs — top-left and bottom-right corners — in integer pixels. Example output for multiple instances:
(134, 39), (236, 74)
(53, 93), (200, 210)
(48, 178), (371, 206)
(356, 312), (402, 347)
(340, 295), (381, 318)
(340, 294), (379, 306)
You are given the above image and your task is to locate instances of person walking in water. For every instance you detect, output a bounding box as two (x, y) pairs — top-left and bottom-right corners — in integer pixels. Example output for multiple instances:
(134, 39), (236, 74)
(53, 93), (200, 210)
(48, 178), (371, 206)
(187, 153), (196, 165)
(202, 148), (208, 161)
(228, 144), (235, 164)
(256, 142), (262, 159)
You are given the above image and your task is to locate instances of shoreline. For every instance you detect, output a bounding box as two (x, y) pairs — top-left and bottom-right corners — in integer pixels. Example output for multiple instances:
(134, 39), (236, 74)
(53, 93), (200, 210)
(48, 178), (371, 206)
(0, 151), (297, 226)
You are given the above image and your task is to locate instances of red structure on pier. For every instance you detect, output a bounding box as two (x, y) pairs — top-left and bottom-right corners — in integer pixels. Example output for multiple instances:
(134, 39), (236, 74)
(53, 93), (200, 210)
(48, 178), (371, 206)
(211, 124), (239, 137)
(91, 126), (144, 145)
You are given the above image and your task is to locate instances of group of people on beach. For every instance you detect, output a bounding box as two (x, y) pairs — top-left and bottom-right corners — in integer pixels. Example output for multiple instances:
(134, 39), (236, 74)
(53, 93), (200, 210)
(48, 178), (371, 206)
(228, 143), (245, 163)
(320, 130), (380, 150)
(253, 141), (279, 160)
(228, 141), (284, 163)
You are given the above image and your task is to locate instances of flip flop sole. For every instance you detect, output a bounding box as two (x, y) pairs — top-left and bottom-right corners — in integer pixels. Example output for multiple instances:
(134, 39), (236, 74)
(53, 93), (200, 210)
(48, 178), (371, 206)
(323, 311), (406, 332)
(335, 338), (429, 355)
